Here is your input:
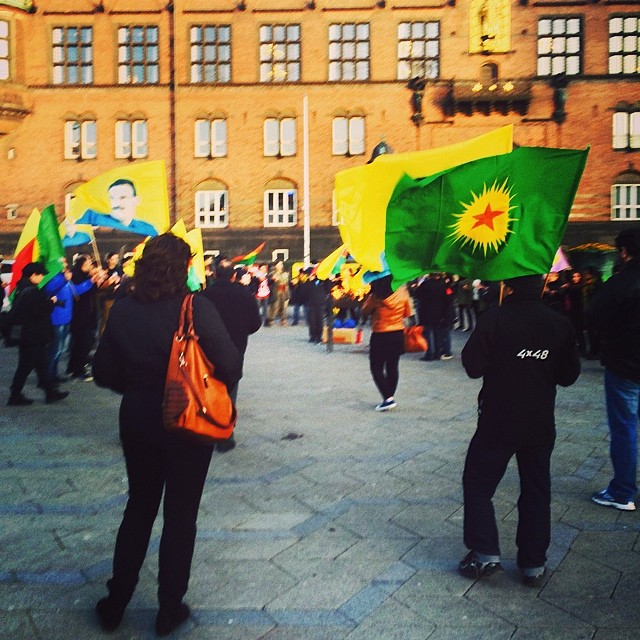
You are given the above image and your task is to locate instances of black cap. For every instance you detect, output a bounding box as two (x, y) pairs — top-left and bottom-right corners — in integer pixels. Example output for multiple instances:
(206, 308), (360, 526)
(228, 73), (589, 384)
(504, 275), (543, 298)
(22, 262), (49, 278)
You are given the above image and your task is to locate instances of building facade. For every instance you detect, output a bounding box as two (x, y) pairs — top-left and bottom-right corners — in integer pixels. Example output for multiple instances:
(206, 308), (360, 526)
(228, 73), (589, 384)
(0, 0), (638, 260)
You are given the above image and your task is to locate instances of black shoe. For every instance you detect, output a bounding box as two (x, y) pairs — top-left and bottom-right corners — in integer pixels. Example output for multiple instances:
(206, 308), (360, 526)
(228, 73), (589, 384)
(45, 389), (69, 404)
(458, 551), (502, 579)
(420, 355), (435, 361)
(7, 393), (34, 406)
(55, 374), (71, 383)
(96, 597), (126, 632)
(216, 436), (237, 453)
(156, 603), (190, 636)
(522, 569), (546, 588)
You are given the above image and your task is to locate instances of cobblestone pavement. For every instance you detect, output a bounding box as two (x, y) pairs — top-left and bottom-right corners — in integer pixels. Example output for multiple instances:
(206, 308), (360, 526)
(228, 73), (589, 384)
(1, 325), (639, 640)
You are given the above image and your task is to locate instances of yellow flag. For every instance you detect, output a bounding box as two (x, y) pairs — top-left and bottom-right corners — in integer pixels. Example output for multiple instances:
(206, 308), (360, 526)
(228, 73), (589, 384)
(62, 160), (170, 247)
(15, 208), (41, 256)
(334, 126), (513, 272)
(170, 218), (188, 240)
(122, 238), (148, 278)
(316, 243), (347, 281)
(186, 228), (206, 286)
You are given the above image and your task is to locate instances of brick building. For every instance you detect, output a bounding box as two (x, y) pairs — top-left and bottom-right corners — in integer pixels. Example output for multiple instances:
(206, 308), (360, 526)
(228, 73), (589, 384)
(0, 0), (638, 261)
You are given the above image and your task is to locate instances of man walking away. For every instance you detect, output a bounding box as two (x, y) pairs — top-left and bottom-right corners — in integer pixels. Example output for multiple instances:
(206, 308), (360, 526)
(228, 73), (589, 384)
(459, 275), (580, 586)
(588, 228), (640, 511)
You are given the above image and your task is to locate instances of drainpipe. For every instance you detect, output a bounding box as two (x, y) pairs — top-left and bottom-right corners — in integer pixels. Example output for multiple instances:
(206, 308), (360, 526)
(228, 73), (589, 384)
(167, 2), (177, 225)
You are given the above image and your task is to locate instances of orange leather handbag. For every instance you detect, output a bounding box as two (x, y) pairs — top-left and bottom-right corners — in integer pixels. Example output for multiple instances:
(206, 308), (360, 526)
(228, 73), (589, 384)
(163, 294), (237, 443)
(404, 325), (428, 353)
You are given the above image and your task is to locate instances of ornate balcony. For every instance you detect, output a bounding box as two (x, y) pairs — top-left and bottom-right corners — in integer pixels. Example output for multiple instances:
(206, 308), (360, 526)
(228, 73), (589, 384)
(443, 79), (532, 117)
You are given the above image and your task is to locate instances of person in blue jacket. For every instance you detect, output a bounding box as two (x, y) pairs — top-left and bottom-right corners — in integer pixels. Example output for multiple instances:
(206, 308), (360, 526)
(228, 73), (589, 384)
(44, 259), (94, 383)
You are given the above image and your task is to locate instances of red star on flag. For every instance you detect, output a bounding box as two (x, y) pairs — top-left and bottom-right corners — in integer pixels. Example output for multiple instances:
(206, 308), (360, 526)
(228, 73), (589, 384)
(472, 203), (504, 230)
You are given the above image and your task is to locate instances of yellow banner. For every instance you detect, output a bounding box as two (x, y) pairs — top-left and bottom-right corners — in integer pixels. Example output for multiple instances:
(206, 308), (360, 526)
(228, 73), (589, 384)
(334, 126), (513, 272)
(62, 160), (169, 247)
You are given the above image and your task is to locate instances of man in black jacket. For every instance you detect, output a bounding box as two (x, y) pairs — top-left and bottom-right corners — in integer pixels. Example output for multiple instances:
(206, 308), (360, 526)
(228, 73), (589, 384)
(8, 262), (69, 406)
(201, 259), (261, 450)
(459, 275), (580, 586)
(588, 227), (640, 512)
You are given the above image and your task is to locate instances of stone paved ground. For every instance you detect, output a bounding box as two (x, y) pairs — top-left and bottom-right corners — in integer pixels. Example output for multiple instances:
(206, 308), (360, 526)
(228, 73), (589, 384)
(1, 324), (639, 640)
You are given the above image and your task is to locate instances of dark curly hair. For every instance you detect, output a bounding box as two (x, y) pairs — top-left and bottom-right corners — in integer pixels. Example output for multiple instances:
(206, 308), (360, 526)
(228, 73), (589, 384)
(131, 233), (191, 302)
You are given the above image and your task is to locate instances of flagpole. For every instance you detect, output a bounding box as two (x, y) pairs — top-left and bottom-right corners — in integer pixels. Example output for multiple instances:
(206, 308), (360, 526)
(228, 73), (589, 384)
(303, 95), (311, 267)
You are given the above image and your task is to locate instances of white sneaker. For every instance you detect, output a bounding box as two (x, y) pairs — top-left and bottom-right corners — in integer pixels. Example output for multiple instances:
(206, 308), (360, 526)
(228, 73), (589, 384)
(375, 399), (397, 411)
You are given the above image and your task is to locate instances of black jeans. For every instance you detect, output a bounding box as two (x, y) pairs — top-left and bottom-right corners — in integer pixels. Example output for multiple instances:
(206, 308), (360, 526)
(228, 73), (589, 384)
(369, 330), (404, 400)
(67, 325), (95, 376)
(107, 435), (213, 609)
(11, 342), (52, 395)
(307, 304), (324, 342)
(462, 432), (553, 570)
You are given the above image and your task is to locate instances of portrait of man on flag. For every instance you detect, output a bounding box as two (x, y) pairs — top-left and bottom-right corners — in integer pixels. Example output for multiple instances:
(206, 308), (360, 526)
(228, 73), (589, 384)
(62, 161), (170, 247)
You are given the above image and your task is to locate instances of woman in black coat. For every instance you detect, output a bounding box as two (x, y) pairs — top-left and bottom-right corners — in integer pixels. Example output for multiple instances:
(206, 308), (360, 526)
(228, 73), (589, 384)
(92, 234), (242, 636)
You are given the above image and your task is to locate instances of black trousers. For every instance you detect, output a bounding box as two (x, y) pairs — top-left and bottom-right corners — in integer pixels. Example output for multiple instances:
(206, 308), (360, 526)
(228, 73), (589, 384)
(10, 343), (51, 395)
(107, 435), (213, 609)
(67, 325), (95, 376)
(307, 304), (324, 342)
(462, 431), (553, 570)
(369, 330), (404, 400)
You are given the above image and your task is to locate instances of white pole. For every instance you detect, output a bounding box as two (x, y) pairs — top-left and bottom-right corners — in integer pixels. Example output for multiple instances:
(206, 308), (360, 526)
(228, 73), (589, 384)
(303, 95), (311, 267)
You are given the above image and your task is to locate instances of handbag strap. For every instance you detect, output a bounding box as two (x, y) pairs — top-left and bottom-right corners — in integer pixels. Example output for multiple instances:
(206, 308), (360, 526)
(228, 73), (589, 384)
(178, 294), (196, 339)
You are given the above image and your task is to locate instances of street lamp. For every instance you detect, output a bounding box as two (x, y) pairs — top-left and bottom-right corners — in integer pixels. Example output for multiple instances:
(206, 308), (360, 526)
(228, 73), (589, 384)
(407, 77), (427, 127)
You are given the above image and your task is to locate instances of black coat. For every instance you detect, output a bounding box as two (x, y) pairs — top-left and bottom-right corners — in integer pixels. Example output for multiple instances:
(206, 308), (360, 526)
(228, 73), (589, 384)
(587, 259), (640, 381)
(462, 295), (580, 447)
(93, 294), (242, 445)
(200, 280), (261, 358)
(12, 279), (54, 346)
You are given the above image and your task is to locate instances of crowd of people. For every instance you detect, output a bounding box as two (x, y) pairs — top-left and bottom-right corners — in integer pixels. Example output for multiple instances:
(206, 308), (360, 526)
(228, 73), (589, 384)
(1, 227), (639, 636)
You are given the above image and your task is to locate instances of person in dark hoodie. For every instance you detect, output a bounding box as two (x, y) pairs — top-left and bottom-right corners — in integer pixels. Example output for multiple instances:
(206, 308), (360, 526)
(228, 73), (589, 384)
(588, 227), (640, 512)
(459, 275), (580, 587)
(7, 262), (69, 406)
(201, 258), (261, 451)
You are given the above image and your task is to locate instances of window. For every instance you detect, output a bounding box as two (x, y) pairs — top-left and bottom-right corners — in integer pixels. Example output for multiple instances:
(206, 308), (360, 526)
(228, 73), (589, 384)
(612, 182), (640, 220)
(52, 26), (93, 85)
(397, 21), (439, 80)
(329, 23), (370, 81)
(537, 17), (582, 76)
(195, 190), (228, 228)
(190, 24), (231, 83)
(6, 204), (18, 220)
(609, 16), (640, 75)
(64, 120), (97, 160)
(115, 119), (148, 159)
(264, 117), (296, 157)
(613, 110), (640, 151)
(117, 25), (159, 84)
(332, 116), (365, 156)
(194, 119), (227, 158)
(0, 20), (9, 80)
(264, 189), (297, 227)
(260, 24), (300, 82)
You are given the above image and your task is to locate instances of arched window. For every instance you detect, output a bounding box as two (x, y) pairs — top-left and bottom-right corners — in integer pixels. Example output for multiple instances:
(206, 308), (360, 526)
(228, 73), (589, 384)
(612, 170), (640, 220)
(195, 178), (228, 228)
(264, 178), (297, 227)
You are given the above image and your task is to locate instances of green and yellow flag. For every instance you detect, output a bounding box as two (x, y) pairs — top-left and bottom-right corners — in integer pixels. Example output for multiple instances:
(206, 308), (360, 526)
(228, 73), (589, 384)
(385, 146), (589, 286)
(334, 126), (513, 272)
